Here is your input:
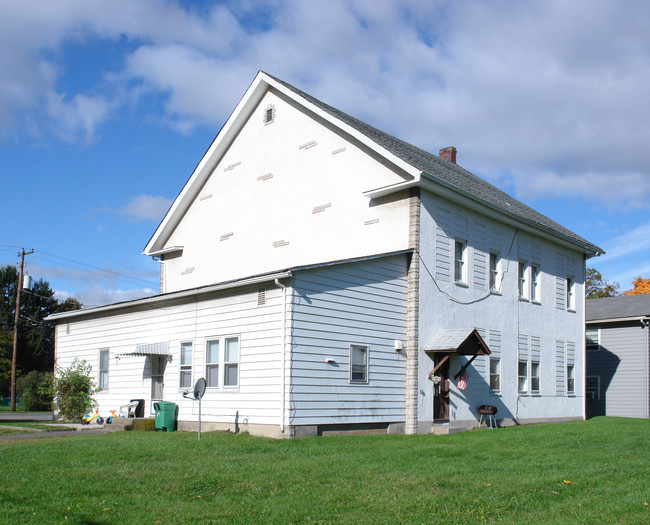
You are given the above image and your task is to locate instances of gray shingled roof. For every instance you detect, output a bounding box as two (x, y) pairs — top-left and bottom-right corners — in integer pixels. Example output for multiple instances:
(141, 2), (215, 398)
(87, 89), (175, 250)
(268, 73), (602, 255)
(586, 294), (650, 321)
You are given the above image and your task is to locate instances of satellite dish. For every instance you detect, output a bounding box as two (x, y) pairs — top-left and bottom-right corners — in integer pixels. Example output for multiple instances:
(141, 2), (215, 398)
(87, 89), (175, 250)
(194, 377), (206, 400)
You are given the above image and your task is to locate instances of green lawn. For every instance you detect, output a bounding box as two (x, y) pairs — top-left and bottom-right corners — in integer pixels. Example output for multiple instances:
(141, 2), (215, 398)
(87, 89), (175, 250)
(0, 417), (648, 524)
(0, 422), (72, 435)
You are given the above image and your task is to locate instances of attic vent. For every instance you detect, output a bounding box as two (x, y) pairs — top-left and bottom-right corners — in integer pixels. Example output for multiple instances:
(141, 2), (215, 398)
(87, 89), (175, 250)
(364, 219), (379, 226)
(263, 104), (275, 125)
(220, 232), (234, 241)
(312, 203), (331, 214)
(181, 267), (195, 275)
(299, 140), (317, 150)
(257, 288), (266, 306)
(332, 147), (346, 155)
(273, 240), (290, 248)
(257, 173), (273, 181)
(224, 161), (241, 172)
(200, 194), (213, 201)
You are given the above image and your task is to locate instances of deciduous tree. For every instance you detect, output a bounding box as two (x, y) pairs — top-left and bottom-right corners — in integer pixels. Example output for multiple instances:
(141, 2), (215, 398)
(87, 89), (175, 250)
(585, 268), (619, 299)
(624, 276), (650, 295)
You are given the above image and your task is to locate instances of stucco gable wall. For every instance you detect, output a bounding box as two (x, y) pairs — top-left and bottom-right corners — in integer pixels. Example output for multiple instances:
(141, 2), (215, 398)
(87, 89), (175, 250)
(161, 90), (410, 293)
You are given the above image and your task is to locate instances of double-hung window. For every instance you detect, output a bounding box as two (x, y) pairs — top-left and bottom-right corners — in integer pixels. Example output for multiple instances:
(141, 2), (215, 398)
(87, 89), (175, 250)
(489, 357), (500, 393)
(518, 261), (528, 299)
(530, 264), (540, 302)
(205, 340), (220, 388)
(180, 342), (192, 389)
(454, 239), (467, 284)
(224, 337), (239, 387)
(530, 361), (540, 394)
(586, 327), (600, 351)
(586, 376), (600, 400)
(99, 349), (109, 391)
(518, 360), (528, 393)
(566, 277), (575, 310)
(567, 364), (575, 394)
(350, 344), (369, 383)
(489, 251), (500, 292)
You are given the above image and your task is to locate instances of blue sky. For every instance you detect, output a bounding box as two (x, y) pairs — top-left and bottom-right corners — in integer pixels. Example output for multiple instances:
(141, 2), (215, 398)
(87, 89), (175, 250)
(1, 0), (649, 306)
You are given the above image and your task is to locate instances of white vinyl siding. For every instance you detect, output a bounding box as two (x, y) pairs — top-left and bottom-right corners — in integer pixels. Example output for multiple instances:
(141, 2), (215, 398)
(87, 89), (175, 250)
(53, 283), (285, 427)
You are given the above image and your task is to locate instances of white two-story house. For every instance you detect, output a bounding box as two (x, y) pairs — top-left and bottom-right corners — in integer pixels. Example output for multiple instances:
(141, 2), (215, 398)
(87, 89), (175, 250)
(48, 71), (601, 437)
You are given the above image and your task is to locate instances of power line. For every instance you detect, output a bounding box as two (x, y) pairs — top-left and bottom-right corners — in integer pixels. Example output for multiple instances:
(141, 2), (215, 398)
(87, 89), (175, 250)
(1, 244), (158, 288)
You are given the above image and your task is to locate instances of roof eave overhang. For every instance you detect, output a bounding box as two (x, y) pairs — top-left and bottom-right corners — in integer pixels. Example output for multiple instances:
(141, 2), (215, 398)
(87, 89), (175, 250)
(587, 315), (650, 324)
(144, 71), (421, 255)
(45, 271), (292, 322)
(364, 172), (603, 258)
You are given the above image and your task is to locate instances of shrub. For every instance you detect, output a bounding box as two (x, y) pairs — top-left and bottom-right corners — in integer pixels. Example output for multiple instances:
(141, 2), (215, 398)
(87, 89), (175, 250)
(16, 370), (54, 411)
(53, 359), (97, 421)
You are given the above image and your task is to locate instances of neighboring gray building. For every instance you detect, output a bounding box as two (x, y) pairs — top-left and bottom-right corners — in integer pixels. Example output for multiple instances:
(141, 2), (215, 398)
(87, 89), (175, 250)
(586, 295), (650, 418)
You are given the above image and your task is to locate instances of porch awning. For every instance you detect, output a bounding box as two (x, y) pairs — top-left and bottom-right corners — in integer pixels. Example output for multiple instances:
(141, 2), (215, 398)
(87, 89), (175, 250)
(424, 329), (490, 379)
(423, 328), (491, 356)
(118, 342), (170, 357)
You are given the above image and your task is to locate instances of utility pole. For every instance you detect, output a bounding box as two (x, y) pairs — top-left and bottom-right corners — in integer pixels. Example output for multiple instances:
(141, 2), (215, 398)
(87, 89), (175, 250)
(10, 248), (33, 412)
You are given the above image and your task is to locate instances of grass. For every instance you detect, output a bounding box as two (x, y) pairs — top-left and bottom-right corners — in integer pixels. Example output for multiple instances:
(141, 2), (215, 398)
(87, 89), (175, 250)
(0, 417), (648, 524)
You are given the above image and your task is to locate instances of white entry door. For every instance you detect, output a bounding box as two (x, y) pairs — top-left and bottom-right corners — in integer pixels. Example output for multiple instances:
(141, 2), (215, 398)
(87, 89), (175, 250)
(151, 356), (166, 414)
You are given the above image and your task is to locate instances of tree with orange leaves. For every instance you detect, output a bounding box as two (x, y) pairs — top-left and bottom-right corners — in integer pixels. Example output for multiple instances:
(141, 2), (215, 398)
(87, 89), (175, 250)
(623, 277), (650, 295)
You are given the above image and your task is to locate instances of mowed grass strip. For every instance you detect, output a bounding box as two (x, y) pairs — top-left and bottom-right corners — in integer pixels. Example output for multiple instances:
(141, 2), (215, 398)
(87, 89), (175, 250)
(0, 417), (648, 524)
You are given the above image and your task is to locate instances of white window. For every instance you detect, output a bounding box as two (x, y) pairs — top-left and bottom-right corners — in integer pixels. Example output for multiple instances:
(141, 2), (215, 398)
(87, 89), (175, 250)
(98, 349), (109, 391)
(566, 277), (575, 310)
(180, 342), (192, 389)
(518, 261), (528, 299)
(586, 327), (600, 351)
(531, 361), (540, 394)
(530, 264), (540, 302)
(567, 364), (575, 395)
(454, 239), (467, 284)
(350, 344), (368, 383)
(224, 337), (239, 387)
(518, 360), (528, 393)
(205, 340), (220, 388)
(489, 357), (500, 392)
(489, 251), (500, 292)
(586, 376), (600, 400)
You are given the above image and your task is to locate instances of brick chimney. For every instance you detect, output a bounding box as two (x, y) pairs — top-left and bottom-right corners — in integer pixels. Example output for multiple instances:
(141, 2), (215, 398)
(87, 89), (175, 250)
(439, 146), (457, 164)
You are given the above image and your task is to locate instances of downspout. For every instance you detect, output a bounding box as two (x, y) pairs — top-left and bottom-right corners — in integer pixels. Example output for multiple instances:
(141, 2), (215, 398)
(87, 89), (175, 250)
(274, 278), (287, 433)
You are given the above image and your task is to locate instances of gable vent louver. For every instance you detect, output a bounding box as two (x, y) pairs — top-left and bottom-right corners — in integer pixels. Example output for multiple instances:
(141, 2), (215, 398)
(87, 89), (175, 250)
(257, 288), (266, 306)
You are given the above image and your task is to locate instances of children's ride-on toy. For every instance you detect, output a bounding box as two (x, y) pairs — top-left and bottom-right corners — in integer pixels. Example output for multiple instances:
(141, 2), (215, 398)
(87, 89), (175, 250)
(80, 409), (104, 425)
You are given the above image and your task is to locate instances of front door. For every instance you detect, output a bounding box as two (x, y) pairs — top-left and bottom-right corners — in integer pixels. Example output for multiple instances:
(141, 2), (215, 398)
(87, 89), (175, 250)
(151, 356), (166, 413)
(433, 355), (450, 422)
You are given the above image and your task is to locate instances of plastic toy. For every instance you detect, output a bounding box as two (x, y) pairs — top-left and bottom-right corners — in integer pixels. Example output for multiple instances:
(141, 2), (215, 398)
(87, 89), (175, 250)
(80, 409), (104, 425)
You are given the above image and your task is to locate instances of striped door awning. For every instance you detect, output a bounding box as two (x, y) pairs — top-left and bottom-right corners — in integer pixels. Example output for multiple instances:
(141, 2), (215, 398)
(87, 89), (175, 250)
(118, 342), (170, 357)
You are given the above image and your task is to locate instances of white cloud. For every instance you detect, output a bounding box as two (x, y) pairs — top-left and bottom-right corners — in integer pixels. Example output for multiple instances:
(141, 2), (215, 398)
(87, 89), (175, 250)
(115, 194), (174, 223)
(597, 222), (650, 262)
(2, 0), (650, 208)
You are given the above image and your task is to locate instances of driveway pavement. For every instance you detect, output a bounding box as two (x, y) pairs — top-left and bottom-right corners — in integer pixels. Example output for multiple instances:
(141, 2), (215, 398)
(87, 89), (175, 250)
(0, 412), (54, 422)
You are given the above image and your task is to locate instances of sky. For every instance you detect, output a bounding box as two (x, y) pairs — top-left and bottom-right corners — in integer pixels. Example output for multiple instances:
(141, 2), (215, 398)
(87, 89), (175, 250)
(1, 0), (649, 307)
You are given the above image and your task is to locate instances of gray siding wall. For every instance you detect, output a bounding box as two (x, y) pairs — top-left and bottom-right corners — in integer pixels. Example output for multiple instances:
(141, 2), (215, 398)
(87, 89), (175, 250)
(587, 321), (649, 418)
(289, 255), (408, 426)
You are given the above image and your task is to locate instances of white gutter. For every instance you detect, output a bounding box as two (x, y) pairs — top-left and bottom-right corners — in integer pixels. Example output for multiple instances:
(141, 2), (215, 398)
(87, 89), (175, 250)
(586, 316), (650, 324)
(274, 278), (288, 433)
(45, 271), (292, 321)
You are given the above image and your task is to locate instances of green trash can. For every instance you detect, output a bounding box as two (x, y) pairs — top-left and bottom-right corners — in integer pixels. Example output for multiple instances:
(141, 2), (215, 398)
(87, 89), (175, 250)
(154, 401), (177, 432)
